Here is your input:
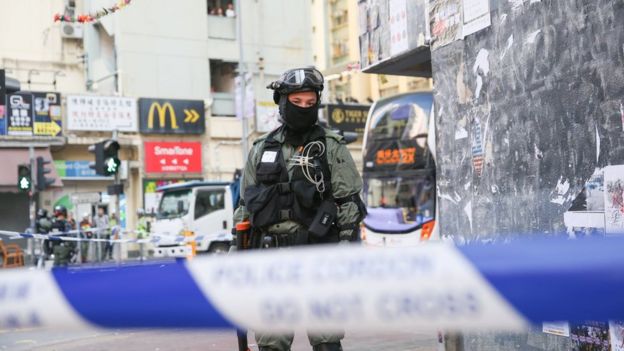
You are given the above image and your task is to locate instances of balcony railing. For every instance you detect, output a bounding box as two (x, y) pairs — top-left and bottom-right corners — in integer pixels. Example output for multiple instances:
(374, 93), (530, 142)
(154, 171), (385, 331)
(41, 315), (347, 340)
(211, 92), (235, 116)
(207, 15), (236, 40)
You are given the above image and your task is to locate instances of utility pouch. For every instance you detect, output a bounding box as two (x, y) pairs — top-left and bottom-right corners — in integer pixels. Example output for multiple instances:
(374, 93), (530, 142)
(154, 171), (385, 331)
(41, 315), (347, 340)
(308, 198), (337, 237)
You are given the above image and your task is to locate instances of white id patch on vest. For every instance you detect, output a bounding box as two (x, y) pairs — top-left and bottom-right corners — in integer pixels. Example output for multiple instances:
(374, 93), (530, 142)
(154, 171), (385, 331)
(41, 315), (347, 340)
(261, 151), (278, 163)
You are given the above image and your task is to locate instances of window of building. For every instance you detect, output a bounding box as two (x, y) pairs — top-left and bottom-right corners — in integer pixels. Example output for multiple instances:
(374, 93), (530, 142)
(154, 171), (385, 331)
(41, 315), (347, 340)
(207, 0), (235, 17)
(210, 60), (237, 93)
(194, 189), (225, 219)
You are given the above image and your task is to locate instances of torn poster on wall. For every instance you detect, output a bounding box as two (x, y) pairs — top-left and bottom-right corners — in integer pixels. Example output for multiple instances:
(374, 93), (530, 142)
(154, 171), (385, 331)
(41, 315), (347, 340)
(389, 0), (409, 56)
(462, 0), (490, 37)
(570, 321), (611, 351)
(610, 321), (624, 351)
(429, 0), (462, 50)
(471, 117), (484, 177)
(604, 165), (624, 236)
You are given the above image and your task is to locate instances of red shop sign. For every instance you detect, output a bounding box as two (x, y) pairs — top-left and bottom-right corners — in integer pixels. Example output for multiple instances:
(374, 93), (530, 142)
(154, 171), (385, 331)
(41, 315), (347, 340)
(144, 141), (202, 173)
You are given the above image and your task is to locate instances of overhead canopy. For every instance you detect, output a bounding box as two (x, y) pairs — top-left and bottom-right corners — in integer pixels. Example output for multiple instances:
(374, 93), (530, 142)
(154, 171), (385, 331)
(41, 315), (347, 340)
(0, 148), (63, 193)
(361, 48), (432, 78)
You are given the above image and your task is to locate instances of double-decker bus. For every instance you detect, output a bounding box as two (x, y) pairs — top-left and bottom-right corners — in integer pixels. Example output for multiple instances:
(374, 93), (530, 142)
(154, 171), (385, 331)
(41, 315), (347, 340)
(361, 92), (438, 246)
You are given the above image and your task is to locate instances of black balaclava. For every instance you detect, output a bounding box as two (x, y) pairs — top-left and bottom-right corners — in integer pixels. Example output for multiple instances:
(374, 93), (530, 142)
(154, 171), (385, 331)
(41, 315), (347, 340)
(278, 93), (319, 145)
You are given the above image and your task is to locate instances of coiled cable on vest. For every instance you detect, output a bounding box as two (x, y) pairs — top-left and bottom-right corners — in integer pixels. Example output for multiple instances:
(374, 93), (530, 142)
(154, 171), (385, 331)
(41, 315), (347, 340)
(289, 141), (326, 193)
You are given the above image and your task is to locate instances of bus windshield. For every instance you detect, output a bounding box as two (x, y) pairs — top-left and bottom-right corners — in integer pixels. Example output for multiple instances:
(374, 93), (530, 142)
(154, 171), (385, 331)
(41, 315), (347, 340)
(363, 93), (433, 173)
(364, 175), (435, 233)
(157, 189), (191, 219)
(362, 93), (435, 234)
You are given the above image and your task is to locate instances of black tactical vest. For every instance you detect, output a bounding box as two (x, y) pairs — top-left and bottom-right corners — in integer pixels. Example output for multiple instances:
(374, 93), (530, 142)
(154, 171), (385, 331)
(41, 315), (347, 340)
(244, 126), (333, 231)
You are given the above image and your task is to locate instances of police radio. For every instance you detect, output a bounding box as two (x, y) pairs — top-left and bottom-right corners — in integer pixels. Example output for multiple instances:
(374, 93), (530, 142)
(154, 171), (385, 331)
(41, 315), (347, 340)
(308, 198), (337, 237)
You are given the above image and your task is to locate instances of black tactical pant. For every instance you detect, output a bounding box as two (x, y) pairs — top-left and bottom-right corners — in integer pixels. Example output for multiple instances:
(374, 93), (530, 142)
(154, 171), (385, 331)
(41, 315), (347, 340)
(253, 230), (344, 351)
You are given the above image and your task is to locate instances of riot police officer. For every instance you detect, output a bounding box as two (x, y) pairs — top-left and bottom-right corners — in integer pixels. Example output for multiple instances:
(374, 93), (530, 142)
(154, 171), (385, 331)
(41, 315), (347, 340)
(50, 205), (74, 266)
(36, 208), (54, 258)
(234, 67), (366, 351)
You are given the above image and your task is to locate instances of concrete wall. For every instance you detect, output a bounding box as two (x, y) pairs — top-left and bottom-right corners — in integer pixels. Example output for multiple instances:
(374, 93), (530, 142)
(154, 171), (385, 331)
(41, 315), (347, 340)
(115, 0), (210, 100)
(0, 0), (86, 93)
(432, 0), (624, 241)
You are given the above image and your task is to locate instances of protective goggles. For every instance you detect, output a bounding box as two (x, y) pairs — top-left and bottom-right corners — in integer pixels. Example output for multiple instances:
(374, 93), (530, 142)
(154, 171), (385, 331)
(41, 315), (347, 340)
(267, 68), (324, 93)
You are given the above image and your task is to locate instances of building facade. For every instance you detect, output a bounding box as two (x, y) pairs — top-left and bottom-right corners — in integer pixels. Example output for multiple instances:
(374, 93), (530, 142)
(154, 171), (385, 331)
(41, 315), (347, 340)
(0, 0), (314, 232)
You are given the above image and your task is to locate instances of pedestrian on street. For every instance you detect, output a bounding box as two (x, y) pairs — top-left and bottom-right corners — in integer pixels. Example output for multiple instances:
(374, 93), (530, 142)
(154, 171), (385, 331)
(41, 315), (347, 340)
(79, 212), (92, 262)
(94, 206), (109, 260)
(234, 67), (367, 351)
(106, 213), (119, 260)
(137, 208), (150, 260)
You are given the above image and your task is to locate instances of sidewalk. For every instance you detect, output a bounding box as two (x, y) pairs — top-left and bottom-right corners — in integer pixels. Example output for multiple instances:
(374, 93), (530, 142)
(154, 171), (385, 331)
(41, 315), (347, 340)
(4, 328), (440, 351)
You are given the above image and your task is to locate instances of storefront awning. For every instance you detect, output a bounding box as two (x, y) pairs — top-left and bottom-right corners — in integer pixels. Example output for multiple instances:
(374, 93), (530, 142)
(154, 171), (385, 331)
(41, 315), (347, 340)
(0, 148), (63, 192)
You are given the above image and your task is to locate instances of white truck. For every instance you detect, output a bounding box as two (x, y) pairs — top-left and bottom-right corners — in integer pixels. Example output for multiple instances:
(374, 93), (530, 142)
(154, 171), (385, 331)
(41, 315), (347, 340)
(151, 181), (237, 256)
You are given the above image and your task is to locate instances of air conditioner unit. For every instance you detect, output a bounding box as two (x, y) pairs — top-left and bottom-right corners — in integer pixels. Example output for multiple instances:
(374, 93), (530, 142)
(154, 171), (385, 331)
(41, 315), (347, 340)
(61, 23), (84, 39)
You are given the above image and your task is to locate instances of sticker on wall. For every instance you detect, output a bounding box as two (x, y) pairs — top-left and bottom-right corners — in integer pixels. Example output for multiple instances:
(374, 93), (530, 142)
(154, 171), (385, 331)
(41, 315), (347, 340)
(462, 0), (491, 37)
(604, 165), (624, 236)
(471, 117), (484, 177)
(542, 322), (570, 337)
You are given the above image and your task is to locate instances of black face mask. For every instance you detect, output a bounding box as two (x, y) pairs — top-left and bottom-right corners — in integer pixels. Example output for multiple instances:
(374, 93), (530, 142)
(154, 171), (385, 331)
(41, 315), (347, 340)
(279, 97), (319, 133)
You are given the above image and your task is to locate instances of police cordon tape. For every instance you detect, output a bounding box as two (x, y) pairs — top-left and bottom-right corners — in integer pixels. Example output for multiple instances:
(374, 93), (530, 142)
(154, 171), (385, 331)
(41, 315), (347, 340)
(0, 228), (210, 245)
(0, 237), (623, 331)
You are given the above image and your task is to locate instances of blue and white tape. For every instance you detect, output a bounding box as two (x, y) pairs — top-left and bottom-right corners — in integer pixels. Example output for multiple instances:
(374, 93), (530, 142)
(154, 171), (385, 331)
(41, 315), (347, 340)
(0, 229), (207, 245)
(0, 237), (623, 331)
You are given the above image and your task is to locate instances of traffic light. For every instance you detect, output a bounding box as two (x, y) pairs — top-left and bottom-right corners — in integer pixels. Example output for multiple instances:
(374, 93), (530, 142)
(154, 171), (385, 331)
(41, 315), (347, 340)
(89, 139), (121, 176)
(36, 156), (55, 191)
(17, 164), (31, 192)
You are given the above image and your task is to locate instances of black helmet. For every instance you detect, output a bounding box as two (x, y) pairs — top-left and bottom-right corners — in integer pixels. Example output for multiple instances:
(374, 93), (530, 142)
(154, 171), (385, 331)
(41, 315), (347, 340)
(267, 67), (324, 103)
(36, 208), (48, 218)
(53, 205), (67, 218)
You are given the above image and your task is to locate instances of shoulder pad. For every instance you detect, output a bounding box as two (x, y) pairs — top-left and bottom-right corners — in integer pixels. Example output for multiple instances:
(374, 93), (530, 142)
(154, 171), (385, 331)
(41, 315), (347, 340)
(323, 128), (345, 143)
(252, 132), (272, 145)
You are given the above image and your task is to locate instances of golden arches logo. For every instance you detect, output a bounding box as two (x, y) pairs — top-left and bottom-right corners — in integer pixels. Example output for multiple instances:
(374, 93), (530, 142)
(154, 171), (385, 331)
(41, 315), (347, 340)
(147, 102), (179, 129)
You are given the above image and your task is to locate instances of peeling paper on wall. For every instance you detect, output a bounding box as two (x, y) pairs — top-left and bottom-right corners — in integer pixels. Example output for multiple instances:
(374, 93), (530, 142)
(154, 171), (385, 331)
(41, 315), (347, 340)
(525, 29), (542, 44)
(500, 35), (514, 60)
(464, 201), (473, 230)
(439, 192), (458, 204)
(499, 13), (507, 25)
(596, 125), (600, 162)
(534, 144), (544, 159)
(473, 49), (490, 99)
(455, 126), (468, 140)
(550, 177), (571, 205)
(509, 0), (524, 11)
(619, 102), (624, 131)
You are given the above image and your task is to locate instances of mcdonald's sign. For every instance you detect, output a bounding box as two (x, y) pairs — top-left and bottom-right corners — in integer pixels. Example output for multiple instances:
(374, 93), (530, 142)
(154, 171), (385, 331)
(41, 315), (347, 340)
(139, 98), (205, 134)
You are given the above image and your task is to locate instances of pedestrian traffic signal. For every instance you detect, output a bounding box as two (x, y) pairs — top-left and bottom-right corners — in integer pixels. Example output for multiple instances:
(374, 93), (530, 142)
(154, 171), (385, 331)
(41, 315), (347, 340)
(89, 139), (121, 176)
(36, 156), (55, 191)
(17, 164), (31, 192)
